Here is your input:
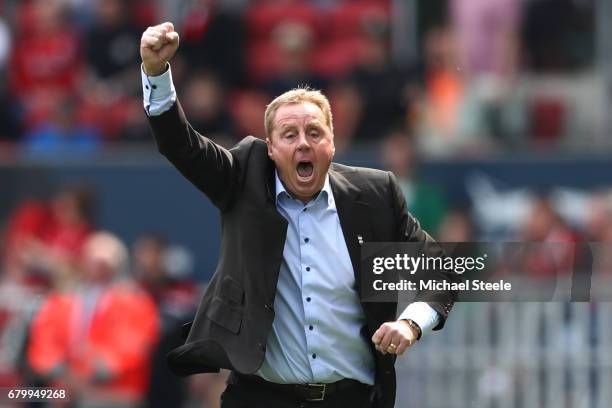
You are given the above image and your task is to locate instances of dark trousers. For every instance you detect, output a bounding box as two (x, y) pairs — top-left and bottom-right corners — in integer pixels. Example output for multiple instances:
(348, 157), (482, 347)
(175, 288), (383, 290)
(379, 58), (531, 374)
(220, 372), (374, 408)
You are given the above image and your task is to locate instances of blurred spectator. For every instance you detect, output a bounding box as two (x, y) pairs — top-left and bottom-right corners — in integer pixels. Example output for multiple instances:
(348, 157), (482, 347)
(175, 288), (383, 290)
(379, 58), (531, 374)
(522, 196), (580, 243)
(313, 0), (389, 79)
(245, 0), (320, 85)
(326, 82), (362, 152)
(23, 95), (101, 156)
(414, 24), (502, 156)
(132, 234), (198, 408)
(84, 0), (141, 90)
(415, 0), (449, 60)
(180, 71), (237, 144)
(79, 0), (145, 141)
(346, 9), (414, 142)
(10, 0), (82, 128)
(42, 186), (96, 263)
(381, 130), (447, 235)
(1, 200), (51, 285)
(2, 186), (96, 288)
(451, 0), (520, 78)
(414, 26), (464, 155)
(228, 89), (268, 139)
(449, 0), (526, 147)
(519, 195), (581, 278)
(27, 231), (159, 408)
(181, 0), (245, 88)
(261, 21), (326, 97)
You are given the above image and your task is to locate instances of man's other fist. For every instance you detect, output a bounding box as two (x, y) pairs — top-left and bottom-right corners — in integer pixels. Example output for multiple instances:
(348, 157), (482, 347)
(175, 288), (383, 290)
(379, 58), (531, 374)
(140, 22), (179, 77)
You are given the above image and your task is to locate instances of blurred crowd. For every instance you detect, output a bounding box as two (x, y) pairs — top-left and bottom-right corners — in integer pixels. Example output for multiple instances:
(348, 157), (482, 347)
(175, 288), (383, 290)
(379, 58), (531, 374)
(0, 0), (608, 406)
(0, 0), (601, 157)
(0, 185), (234, 407)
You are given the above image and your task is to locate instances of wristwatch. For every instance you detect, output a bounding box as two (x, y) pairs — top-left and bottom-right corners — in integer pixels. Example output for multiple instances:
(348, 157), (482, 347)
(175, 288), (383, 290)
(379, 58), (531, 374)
(404, 319), (422, 340)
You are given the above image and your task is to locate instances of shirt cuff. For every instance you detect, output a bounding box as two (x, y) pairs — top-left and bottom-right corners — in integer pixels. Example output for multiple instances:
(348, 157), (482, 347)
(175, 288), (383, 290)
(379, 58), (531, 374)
(141, 63), (177, 116)
(398, 302), (440, 337)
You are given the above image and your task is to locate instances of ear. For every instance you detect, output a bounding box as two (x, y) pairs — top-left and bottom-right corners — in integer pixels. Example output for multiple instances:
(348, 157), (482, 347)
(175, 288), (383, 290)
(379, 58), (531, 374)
(266, 137), (274, 160)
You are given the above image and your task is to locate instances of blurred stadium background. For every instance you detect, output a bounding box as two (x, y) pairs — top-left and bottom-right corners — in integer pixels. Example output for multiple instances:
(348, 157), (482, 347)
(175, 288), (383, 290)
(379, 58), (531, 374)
(0, 0), (611, 407)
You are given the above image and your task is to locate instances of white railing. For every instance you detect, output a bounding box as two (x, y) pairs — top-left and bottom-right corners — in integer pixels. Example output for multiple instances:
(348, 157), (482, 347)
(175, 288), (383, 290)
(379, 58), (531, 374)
(396, 302), (612, 408)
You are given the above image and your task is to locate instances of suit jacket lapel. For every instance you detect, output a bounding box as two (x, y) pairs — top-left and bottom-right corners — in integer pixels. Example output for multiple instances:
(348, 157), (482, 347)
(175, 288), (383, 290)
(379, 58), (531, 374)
(329, 167), (372, 289)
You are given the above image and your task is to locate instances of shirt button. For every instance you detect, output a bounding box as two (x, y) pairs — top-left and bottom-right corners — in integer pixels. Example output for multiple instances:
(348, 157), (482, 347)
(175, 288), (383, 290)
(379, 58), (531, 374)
(303, 207), (307, 212)
(145, 84), (150, 89)
(152, 84), (157, 89)
(306, 267), (311, 272)
(304, 238), (309, 243)
(309, 325), (313, 331)
(312, 353), (317, 359)
(306, 297), (311, 302)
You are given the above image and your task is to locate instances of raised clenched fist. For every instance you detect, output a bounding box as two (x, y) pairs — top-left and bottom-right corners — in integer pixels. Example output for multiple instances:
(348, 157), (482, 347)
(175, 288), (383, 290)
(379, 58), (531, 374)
(140, 22), (180, 77)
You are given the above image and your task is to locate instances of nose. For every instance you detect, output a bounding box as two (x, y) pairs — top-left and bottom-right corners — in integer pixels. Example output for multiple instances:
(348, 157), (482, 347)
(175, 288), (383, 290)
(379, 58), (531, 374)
(296, 131), (310, 151)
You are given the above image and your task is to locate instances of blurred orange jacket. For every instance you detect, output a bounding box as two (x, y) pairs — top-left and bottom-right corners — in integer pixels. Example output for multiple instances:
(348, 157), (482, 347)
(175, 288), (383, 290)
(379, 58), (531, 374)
(28, 282), (160, 401)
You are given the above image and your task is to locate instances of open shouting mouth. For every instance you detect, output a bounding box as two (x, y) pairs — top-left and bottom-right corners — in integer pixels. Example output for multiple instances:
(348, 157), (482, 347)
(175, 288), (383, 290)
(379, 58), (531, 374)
(296, 161), (314, 182)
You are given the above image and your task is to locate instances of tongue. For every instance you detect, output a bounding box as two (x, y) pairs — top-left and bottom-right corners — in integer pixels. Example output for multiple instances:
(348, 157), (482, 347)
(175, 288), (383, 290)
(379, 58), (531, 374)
(297, 162), (314, 178)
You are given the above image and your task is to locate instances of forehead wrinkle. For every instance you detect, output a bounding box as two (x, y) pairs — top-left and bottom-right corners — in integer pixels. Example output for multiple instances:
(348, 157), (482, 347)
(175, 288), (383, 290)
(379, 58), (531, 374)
(277, 112), (321, 123)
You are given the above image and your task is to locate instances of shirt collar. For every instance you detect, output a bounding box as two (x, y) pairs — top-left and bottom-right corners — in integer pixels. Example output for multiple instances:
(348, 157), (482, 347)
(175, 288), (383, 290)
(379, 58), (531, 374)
(274, 170), (333, 207)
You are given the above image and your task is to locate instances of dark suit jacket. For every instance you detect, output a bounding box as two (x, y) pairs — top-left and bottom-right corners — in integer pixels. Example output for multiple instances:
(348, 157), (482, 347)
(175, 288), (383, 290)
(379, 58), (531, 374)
(148, 101), (456, 408)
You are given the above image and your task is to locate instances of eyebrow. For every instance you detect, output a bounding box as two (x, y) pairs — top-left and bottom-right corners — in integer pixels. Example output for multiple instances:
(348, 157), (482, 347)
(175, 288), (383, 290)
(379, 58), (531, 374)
(277, 120), (324, 132)
(306, 120), (323, 130)
(279, 123), (298, 131)
(305, 121), (323, 128)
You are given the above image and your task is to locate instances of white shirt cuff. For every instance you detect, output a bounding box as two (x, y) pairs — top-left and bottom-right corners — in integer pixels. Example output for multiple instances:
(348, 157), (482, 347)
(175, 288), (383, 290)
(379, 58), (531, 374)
(398, 302), (440, 337)
(141, 63), (177, 116)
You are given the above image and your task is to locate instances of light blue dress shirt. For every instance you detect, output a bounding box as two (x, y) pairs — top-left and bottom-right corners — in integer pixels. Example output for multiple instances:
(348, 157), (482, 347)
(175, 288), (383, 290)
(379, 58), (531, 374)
(141, 65), (441, 385)
(256, 173), (376, 384)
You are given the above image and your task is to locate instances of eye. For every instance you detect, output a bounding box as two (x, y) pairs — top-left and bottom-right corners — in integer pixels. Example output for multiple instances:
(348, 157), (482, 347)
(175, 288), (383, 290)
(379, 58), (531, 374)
(309, 130), (320, 138)
(284, 133), (296, 139)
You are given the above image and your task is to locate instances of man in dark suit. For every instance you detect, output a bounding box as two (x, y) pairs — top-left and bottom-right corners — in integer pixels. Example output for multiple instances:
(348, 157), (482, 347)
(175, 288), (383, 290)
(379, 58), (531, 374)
(140, 22), (456, 408)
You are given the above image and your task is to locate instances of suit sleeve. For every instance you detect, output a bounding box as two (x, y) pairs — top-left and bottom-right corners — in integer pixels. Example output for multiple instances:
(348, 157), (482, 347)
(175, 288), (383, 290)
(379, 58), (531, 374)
(388, 171), (458, 330)
(147, 101), (240, 211)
